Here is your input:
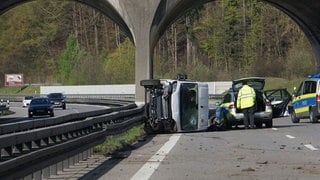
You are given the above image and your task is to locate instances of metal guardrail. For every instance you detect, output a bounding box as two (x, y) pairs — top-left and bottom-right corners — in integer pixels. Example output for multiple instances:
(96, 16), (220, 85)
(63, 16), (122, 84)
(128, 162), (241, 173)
(0, 97), (145, 179)
(0, 99), (136, 135)
(0, 94), (135, 102)
(0, 94), (222, 102)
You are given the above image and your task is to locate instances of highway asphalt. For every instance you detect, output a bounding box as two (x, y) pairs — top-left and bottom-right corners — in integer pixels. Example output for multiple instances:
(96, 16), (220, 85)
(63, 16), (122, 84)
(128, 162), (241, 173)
(5, 103), (319, 180)
(0, 102), (109, 124)
(47, 116), (320, 180)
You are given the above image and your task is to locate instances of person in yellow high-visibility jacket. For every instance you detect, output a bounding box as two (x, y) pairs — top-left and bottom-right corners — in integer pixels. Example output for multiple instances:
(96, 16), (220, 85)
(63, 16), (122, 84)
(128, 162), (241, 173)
(237, 80), (256, 129)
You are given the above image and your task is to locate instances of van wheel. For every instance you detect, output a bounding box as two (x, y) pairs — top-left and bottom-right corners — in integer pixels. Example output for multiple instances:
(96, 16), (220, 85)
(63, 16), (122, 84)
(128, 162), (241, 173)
(144, 123), (154, 134)
(290, 111), (300, 123)
(309, 110), (318, 123)
(170, 122), (178, 133)
(145, 118), (164, 134)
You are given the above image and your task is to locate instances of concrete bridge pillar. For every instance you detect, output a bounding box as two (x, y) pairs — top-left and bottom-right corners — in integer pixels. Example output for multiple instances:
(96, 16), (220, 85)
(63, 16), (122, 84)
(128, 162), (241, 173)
(107, 0), (161, 103)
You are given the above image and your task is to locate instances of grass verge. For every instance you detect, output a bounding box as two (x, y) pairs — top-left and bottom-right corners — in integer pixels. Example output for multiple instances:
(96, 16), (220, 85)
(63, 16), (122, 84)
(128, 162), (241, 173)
(0, 110), (14, 116)
(0, 85), (40, 94)
(94, 124), (146, 154)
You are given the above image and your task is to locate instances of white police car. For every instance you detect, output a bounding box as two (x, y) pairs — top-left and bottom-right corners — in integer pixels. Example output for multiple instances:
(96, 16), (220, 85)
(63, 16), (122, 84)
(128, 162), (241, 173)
(288, 73), (320, 123)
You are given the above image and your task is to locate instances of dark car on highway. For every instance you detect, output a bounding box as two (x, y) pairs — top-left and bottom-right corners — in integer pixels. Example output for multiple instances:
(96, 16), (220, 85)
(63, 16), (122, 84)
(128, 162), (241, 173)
(47, 93), (66, 109)
(28, 97), (54, 118)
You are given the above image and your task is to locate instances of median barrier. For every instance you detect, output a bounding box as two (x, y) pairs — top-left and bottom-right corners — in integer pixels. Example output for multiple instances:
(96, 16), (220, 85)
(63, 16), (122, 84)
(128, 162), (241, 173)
(0, 100), (144, 179)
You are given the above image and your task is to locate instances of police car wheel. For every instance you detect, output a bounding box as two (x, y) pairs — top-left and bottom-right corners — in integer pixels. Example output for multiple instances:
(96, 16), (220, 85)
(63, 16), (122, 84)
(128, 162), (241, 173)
(224, 119), (232, 130)
(290, 111), (300, 123)
(255, 121), (263, 128)
(265, 119), (273, 128)
(309, 110), (318, 123)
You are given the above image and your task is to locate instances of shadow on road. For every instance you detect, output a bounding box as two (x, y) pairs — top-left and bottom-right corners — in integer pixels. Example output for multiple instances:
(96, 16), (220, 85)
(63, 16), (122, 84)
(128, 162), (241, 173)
(79, 134), (156, 180)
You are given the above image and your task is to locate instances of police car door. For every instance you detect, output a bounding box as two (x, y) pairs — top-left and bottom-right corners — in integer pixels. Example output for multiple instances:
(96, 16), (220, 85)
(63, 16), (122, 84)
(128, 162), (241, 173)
(293, 81), (316, 118)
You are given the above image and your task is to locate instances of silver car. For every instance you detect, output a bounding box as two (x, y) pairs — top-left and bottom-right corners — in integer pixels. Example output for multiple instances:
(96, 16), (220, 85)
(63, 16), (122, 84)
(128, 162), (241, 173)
(214, 77), (273, 129)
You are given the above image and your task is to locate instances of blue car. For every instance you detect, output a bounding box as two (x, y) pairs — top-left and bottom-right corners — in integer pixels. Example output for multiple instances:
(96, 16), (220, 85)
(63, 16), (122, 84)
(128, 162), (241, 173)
(28, 97), (54, 118)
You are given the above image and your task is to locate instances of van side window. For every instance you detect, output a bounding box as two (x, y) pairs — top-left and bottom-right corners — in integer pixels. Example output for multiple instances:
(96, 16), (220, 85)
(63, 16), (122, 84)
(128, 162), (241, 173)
(303, 81), (317, 94)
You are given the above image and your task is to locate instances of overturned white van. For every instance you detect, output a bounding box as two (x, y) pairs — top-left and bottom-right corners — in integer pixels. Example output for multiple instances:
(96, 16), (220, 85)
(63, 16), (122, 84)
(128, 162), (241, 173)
(140, 74), (209, 133)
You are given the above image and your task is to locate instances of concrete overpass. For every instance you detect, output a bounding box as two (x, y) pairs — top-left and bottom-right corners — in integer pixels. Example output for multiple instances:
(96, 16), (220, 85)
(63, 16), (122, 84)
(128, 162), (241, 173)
(1, 0), (320, 103)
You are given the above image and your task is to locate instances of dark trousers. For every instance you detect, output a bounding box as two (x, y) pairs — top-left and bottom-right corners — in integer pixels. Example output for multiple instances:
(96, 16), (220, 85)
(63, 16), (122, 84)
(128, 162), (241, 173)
(242, 106), (255, 128)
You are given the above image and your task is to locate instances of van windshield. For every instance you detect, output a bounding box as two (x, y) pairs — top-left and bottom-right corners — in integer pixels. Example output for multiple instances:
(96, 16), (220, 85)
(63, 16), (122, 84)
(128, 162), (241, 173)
(180, 83), (198, 130)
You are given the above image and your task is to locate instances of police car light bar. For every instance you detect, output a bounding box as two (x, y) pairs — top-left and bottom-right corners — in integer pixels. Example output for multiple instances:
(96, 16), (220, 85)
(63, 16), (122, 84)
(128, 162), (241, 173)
(308, 73), (320, 78)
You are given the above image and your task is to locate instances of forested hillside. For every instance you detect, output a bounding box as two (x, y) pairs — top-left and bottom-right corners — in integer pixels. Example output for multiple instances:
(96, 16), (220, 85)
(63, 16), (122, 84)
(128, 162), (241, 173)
(0, 0), (316, 86)
(154, 0), (316, 81)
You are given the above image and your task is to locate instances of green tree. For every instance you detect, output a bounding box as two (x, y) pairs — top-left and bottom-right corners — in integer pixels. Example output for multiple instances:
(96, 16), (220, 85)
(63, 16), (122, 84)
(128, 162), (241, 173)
(58, 35), (84, 84)
(103, 39), (135, 84)
(0, 1), (68, 84)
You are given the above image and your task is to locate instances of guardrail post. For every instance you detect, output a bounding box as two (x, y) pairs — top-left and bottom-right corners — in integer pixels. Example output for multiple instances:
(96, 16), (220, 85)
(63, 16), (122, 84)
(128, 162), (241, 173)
(50, 164), (57, 176)
(42, 166), (50, 179)
(63, 158), (69, 170)
(69, 156), (75, 167)
(57, 161), (63, 173)
(24, 174), (32, 180)
(33, 170), (41, 180)
(75, 154), (79, 164)
(89, 148), (93, 156)
(79, 151), (84, 162)
(83, 150), (88, 160)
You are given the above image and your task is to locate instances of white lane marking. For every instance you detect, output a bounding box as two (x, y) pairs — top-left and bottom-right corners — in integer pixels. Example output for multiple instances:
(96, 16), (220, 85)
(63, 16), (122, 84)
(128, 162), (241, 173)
(72, 109), (80, 113)
(270, 127), (318, 151)
(304, 144), (319, 151)
(286, 135), (296, 139)
(131, 134), (181, 180)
